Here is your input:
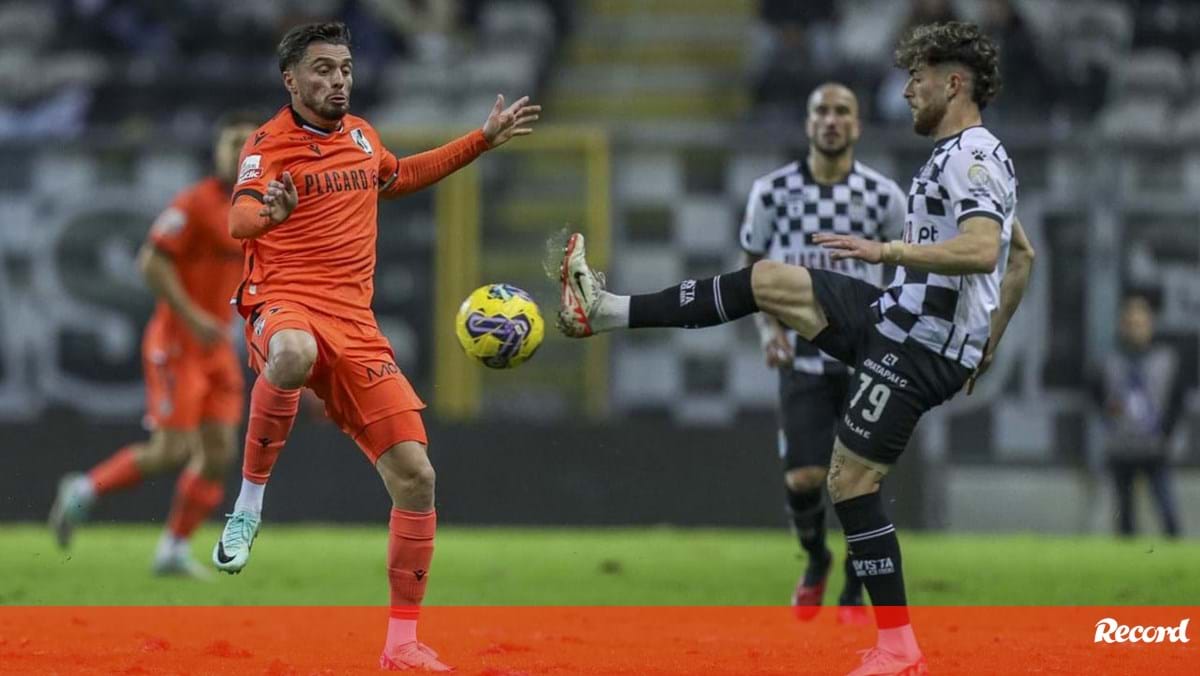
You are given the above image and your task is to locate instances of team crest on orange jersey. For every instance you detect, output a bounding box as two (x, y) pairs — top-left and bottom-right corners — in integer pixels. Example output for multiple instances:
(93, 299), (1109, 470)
(350, 129), (373, 155)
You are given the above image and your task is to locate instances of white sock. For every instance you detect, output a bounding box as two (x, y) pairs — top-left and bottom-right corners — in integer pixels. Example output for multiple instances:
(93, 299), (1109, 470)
(590, 292), (630, 332)
(878, 624), (921, 658)
(156, 532), (186, 559)
(385, 618), (418, 650)
(75, 476), (97, 506)
(233, 479), (265, 516)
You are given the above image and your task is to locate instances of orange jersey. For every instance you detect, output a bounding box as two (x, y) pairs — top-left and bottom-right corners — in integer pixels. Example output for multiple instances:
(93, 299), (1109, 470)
(230, 106), (489, 322)
(146, 176), (243, 334)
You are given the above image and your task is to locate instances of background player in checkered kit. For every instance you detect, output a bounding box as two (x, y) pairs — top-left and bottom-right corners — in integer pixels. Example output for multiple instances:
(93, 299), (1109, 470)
(739, 83), (905, 625)
(560, 22), (1036, 675)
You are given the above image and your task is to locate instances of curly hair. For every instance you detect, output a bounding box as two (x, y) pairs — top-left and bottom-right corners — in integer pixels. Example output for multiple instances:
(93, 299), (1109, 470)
(894, 22), (1001, 109)
(277, 22), (352, 73)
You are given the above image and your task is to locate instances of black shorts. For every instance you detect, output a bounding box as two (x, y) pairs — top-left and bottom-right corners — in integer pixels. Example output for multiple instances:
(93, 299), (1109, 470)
(807, 269), (973, 465)
(778, 369), (850, 471)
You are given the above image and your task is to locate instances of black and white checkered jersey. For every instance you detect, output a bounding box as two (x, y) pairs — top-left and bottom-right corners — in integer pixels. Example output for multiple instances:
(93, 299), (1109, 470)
(875, 125), (1017, 370)
(740, 159), (906, 375)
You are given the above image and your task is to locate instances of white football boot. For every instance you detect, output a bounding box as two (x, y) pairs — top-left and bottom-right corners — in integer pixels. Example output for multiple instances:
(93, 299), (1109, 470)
(557, 232), (605, 338)
(212, 511), (260, 574)
(48, 473), (93, 549)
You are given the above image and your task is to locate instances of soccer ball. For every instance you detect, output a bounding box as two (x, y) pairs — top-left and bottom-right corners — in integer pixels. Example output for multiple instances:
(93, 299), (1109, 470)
(455, 283), (545, 369)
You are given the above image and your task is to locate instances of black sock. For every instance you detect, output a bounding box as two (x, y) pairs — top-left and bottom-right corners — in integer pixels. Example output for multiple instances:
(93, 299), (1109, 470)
(629, 267), (758, 329)
(787, 488), (831, 585)
(839, 554), (864, 604)
(834, 492), (909, 627)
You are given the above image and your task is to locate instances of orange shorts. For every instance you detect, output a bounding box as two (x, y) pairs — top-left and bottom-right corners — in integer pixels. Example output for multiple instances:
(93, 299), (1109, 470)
(143, 323), (245, 430)
(243, 301), (427, 462)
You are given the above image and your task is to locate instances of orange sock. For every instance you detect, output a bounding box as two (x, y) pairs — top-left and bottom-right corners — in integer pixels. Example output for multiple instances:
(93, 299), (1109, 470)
(242, 377), (301, 483)
(387, 508), (436, 621)
(166, 470), (224, 539)
(87, 446), (142, 496)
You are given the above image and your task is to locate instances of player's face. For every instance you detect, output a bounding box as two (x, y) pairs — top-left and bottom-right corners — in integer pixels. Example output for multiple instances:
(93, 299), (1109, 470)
(805, 87), (860, 157)
(214, 124), (256, 184)
(288, 43), (353, 123)
(1119, 298), (1155, 350)
(903, 65), (947, 137)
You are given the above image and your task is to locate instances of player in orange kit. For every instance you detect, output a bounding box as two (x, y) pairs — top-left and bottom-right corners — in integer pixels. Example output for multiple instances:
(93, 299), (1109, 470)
(49, 111), (262, 577)
(211, 22), (538, 671)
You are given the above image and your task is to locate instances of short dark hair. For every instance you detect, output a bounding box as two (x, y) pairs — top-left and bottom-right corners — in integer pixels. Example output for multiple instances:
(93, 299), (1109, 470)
(894, 21), (1001, 109)
(277, 21), (352, 72)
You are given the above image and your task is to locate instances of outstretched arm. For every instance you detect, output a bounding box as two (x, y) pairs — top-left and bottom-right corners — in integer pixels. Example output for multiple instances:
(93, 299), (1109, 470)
(380, 94), (540, 199)
(967, 217), (1036, 392)
(814, 216), (1001, 276)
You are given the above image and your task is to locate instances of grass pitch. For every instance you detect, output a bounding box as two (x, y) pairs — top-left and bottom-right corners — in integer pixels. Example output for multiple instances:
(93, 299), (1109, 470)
(1, 524), (1196, 605)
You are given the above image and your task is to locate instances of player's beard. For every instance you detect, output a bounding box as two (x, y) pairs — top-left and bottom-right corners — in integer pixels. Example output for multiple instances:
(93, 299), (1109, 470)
(301, 89), (349, 123)
(912, 100), (945, 136)
(813, 138), (851, 158)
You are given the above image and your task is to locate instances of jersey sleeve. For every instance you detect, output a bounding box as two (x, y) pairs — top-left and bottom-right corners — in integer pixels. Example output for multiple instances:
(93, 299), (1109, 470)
(738, 178), (774, 255)
(377, 129), (489, 198)
(228, 132), (285, 238)
(146, 190), (195, 257)
(880, 179), (907, 242)
(230, 133), (283, 206)
(942, 145), (1012, 226)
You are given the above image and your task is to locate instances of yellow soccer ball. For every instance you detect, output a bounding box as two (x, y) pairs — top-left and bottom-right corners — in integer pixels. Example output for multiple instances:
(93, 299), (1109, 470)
(455, 284), (545, 369)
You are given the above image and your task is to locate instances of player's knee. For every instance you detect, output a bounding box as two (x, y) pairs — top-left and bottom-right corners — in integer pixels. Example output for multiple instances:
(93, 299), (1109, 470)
(751, 260), (814, 313)
(145, 431), (194, 472)
(826, 443), (884, 503)
(786, 467), (827, 494)
(377, 443), (436, 508)
(750, 260), (786, 306)
(266, 332), (317, 388)
(197, 427), (237, 479)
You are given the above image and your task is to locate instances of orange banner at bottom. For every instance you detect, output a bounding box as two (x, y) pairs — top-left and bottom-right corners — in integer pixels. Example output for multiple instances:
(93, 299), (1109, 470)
(0, 606), (1195, 675)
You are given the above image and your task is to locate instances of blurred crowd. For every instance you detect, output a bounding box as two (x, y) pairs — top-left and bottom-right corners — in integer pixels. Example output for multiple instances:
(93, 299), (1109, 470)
(0, 0), (568, 141)
(5, 0), (1200, 142)
(751, 0), (1200, 137)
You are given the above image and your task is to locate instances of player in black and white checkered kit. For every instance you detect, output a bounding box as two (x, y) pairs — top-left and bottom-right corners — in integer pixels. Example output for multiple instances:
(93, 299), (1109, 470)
(872, 129), (1018, 368)
(558, 22), (1037, 675)
(739, 84), (905, 625)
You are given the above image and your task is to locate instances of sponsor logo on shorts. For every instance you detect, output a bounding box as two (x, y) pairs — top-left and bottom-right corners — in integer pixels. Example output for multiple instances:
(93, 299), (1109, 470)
(862, 357), (908, 389)
(852, 557), (895, 577)
(843, 414), (871, 439)
(365, 360), (400, 382)
(253, 315), (266, 336)
(1094, 618), (1190, 644)
(679, 280), (696, 307)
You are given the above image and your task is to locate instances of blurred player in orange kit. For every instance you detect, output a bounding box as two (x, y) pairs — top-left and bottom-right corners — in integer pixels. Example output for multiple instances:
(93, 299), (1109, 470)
(49, 111), (262, 578)
(211, 21), (539, 671)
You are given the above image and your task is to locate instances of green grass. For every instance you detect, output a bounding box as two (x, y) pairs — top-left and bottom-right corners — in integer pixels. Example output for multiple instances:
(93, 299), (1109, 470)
(2, 524), (1197, 605)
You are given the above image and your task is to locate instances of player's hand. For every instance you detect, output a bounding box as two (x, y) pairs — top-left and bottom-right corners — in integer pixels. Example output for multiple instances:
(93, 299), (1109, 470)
(185, 310), (226, 347)
(259, 171), (298, 225)
(965, 346), (994, 395)
(813, 234), (883, 264)
(762, 326), (794, 368)
(481, 94), (540, 148)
